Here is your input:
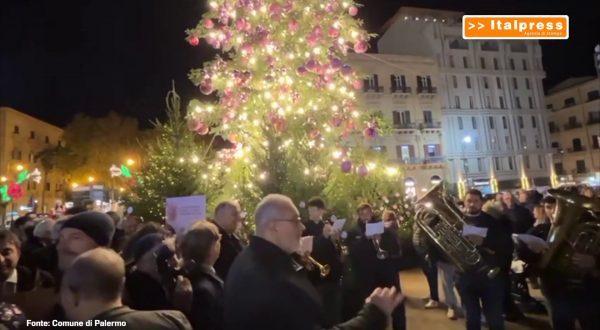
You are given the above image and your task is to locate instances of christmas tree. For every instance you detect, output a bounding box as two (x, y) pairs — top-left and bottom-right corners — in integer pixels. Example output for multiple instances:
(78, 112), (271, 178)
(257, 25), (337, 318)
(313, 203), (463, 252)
(131, 85), (224, 220)
(185, 0), (401, 219)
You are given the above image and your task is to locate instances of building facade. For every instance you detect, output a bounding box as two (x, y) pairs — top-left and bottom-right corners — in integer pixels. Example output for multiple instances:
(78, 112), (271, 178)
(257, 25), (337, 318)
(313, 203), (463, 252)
(546, 77), (600, 186)
(0, 107), (65, 215)
(350, 53), (445, 196)
(377, 7), (553, 194)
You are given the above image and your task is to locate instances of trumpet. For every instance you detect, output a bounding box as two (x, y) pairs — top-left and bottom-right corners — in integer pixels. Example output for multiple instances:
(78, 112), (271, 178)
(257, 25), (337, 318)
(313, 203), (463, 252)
(306, 255), (331, 278)
(371, 237), (389, 260)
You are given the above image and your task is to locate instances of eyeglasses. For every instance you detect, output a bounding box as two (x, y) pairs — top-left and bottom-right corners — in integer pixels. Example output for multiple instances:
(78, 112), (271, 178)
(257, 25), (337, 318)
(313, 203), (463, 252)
(276, 217), (303, 226)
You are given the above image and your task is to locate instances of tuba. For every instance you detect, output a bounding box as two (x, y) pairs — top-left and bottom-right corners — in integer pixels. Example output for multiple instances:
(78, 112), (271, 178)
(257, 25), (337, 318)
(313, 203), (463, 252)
(415, 181), (499, 278)
(539, 189), (600, 277)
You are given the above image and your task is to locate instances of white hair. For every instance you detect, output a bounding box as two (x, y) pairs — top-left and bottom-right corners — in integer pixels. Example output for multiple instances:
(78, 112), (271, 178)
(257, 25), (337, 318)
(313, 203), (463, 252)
(254, 194), (298, 235)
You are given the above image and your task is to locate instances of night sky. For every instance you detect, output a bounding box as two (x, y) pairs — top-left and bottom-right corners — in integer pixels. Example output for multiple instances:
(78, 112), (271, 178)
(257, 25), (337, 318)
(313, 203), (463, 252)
(1, 0), (598, 128)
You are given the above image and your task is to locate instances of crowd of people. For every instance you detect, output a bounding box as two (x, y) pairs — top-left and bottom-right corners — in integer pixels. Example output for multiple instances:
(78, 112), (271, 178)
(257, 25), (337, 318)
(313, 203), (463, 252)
(0, 184), (598, 330)
(413, 186), (600, 330)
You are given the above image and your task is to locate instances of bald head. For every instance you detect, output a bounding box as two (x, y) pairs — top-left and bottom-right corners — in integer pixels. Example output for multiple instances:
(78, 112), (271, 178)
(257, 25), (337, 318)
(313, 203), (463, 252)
(61, 248), (125, 303)
(255, 194), (298, 235)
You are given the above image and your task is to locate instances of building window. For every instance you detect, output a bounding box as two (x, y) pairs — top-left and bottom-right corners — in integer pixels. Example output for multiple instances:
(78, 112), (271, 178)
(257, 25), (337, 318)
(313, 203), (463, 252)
(535, 136), (541, 148)
(592, 135), (600, 149)
(522, 59), (528, 71)
(528, 97), (534, 109)
(392, 111), (401, 126)
(489, 117), (495, 129)
(458, 117), (464, 130)
(494, 157), (501, 171)
(505, 136), (511, 149)
(518, 116), (524, 128)
(564, 97), (576, 108)
(502, 116), (508, 129)
(512, 77), (518, 89)
(30, 131), (35, 139)
(423, 111), (433, 124)
(515, 97), (521, 109)
(426, 144), (438, 157)
(46, 183), (51, 191)
(455, 96), (461, 108)
(496, 77), (501, 89)
(521, 135), (528, 148)
(45, 136), (50, 144)
(524, 155), (530, 169)
(401, 111), (411, 126)
(13, 126), (19, 134)
(449, 55), (455, 68)
(477, 158), (484, 172)
(452, 75), (458, 88)
(463, 56), (469, 68)
(525, 78), (531, 90)
(572, 138), (583, 151)
(485, 96), (491, 108)
(538, 155), (544, 169)
(469, 96), (474, 109)
(576, 160), (587, 174)
(396, 145), (412, 161)
(499, 96), (505, 109)
(480, 57), (486, 69)
(555, 163), (564, 174)
(483, 77), (489, 89)
(493, 58), (499, 70)
(466, 76), (472, 89)
(588, 90), (600, 102)
(551, 142), (559, 148)
(508, 157), (514, 170)
(509, 58), (515, 70)
(472, 117), (477, 129)
(531, 116), (537, 128)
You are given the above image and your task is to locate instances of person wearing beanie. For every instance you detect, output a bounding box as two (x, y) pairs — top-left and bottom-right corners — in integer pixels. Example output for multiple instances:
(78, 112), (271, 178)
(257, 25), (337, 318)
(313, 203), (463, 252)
(57, 212), (115, 272)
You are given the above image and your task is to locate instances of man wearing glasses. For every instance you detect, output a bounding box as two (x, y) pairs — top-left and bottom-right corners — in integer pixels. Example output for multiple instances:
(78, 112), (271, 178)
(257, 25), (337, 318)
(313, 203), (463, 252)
(224, 194), (403, 330)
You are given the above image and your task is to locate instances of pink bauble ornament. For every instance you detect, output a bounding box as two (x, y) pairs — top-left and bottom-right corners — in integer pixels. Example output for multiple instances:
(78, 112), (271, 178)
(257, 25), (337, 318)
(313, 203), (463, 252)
(340, 64), (353, 76)
(348, 5), (358, 16)
(270, 3), (282, 16)
(204, 19), (214, 29)
(187, 118), (203, 131)
(357, 164), (369, 177)
(199, 80), (214, 95)
(309, 129), (321, 139)
(240, 43), (254, 56)
(224, 110), (236, 120)
(187, 36), (199, 46)
(341, 160), (353, 173)
(235, 19), (247, 31)
(354, 40), (368, 53)
(288, 20), (299, 32)
(273, 118), (286, 132)
(328, 27), (340, 38)
(197, 124), (210, 135)
(352, 79), (363, 90)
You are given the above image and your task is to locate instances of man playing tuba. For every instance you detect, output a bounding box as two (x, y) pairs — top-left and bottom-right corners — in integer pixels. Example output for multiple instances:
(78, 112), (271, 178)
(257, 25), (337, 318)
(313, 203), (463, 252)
(516, 191), (600, 330)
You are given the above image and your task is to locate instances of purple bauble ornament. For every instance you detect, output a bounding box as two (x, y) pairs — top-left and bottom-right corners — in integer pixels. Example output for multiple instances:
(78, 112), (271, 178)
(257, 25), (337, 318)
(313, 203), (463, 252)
(306, 59), (319, 72)
(348, 6), (359, 16)
(296, 66), (308, 76)
(341, 160), (352, 173)
(340, 64), (353, 76)
(330, 58), (343, 71)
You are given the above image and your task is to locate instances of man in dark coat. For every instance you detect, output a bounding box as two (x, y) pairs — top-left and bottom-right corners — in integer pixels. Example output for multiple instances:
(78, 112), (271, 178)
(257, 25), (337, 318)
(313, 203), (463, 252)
(212, 201), (244, 280)
(62, 248), (192, 330)
(180, 221), (224, 330)
(343, 203), (405, 330)
(501, 192), (535, 234)
(457, 189), (514, 330)
(224, 194), (404, 330)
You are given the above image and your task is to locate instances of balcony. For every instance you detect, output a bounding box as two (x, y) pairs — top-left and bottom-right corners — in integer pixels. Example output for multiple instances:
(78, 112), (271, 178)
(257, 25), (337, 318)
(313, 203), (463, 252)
(419, 122), (442, 129)
(364, 86), (384, 93)
(417, 86), (437, 94)
(424, 156), (445, 164)
(588, 117), (600, 125)
(573, 168), (589, 175)
(549, 126), (560, 134)
(567, 147), (587, 153)
(563, 122), (583, 131)
(390, 86), (412, 94)
(393, 123), (416, 129)
(397, 157), (445, 165)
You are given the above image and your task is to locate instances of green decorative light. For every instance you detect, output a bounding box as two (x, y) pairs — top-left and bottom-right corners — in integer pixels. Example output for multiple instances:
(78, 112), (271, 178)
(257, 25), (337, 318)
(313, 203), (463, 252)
(121, 165), (132, 178)
(0, 185), (10, 202)
(16, 171), (29, 184)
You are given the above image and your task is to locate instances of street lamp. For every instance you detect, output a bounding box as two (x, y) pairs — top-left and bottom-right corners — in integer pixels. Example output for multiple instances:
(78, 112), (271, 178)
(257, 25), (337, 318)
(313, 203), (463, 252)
(88, 176), (95, 183)
(126, 159), (135, 166)
(72, 183), (79, 188)
(16, 164), (24, 171)
(0, 176), (6, 183)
